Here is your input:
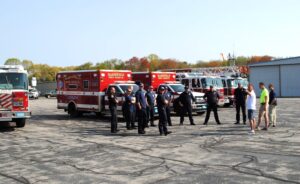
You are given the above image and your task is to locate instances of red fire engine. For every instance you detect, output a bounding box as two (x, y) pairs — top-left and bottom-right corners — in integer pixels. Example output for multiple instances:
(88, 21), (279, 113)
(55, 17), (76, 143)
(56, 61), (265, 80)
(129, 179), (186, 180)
(132, 72), (207, 115)
(56, 70), (138, 117)
(0, 65), (31, 127)
(176, 73), (226, 106)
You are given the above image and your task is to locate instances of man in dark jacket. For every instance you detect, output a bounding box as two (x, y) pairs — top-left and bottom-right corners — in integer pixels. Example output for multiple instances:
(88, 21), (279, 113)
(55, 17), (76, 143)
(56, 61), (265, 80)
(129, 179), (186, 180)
(135, 83), (147, 134)
(203, 86), (221, 125)
(234, 83), (247, 124)
(179, 86), (196, 125)
(108, 87), (119, 133)
(124, 87), (136, 130)
(156, 86), (172, 136)
(164, 88), (173, 126)
(146, 86), (156, 127)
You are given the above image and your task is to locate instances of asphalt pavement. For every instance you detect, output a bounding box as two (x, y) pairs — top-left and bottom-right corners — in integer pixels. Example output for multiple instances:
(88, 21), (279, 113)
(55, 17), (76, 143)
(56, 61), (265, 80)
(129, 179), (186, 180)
(0, 98), (299, 184)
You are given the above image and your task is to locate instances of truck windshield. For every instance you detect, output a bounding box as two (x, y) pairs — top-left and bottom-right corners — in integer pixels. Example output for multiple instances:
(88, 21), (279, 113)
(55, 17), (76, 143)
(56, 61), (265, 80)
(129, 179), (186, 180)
(201, 78), (213, 88)
(169, 84), (185, 92)
(119, 84), (139, 94)
(227, 79), (235, 88)
(214, 78), (223, 88)
(0, 73), (28, 90)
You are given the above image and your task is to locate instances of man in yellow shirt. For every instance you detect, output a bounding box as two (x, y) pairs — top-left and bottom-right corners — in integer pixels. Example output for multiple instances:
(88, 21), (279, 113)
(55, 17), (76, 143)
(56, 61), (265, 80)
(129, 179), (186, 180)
(257, 82), (269, 130)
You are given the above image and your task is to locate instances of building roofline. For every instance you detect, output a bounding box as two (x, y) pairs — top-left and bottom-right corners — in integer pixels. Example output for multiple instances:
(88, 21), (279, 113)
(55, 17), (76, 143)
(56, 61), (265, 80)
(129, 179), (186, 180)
(248, 56), (300, 66)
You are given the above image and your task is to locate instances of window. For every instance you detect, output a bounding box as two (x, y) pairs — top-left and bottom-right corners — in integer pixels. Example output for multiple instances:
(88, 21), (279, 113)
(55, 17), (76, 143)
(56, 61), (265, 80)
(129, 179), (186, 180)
(68, 84), (78, 89)
(83, 80), (89, 89)
(107, 86), (122, 95)
(181, 79), (189, 87)
(192, 79), (197, 88)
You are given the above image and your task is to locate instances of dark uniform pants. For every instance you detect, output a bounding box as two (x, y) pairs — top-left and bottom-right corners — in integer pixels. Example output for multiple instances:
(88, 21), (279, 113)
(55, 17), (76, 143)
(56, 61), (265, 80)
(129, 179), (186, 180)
(204, 103), (220, 124)
(110, 107), (118, 132)
(158, 108), (168, 134)
(125, 110), (135, 129)
(236, 103), (246, 123)
(138, 108), (147, 133)
(180, 105), (194, 124)
(146, 105), (155, 125)
(166, 106), (172, 126)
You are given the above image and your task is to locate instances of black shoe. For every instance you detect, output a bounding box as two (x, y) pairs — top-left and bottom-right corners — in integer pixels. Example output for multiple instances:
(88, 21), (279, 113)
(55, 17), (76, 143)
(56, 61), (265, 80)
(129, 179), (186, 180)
(132, 126), (137, 129)
(127, 127), (132, 130)
(190, 123), (196, 125)
(243, 122), (246, 125)
(145, 125), (149, 128)
(138, 131), (146, 134)
(111, 130), (119, 133)
(151, 124), (156, 127)
(168, 124), (173, 126)
(217, 122), (221, 125)
(203, 122), (207, 125)
(234, 122), (240, 124)
(164, 131), (172, 136)
(262, 127), (268, 131)
(273, 125), (276, 127)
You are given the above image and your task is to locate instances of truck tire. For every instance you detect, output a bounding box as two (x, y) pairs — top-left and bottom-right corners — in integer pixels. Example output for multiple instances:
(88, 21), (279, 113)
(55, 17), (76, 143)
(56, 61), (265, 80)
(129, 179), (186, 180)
(68, 103), (80, 118)
(16, 118), (26, 128)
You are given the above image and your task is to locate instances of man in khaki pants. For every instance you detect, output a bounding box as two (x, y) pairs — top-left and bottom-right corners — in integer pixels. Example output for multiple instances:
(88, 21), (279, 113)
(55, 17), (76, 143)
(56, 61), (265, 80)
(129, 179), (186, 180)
(256, 82), (269, 130)
(268, 84), (277, 127)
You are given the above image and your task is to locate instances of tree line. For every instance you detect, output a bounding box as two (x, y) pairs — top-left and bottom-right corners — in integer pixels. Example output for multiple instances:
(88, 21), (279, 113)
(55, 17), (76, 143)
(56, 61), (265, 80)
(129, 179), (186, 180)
(3, 54), (273, 82)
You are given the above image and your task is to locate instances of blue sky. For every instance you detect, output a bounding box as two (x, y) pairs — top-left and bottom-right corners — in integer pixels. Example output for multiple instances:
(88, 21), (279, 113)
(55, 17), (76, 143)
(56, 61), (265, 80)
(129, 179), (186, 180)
(0, 0), (299, 66)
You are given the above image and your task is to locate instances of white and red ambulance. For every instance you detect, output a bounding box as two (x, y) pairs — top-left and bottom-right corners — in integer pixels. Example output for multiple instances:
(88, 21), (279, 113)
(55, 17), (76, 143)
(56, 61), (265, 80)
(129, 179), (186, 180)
(132, 72), (207, 115)
(0, 65), (31, 127)
(56, 70), (138, 117)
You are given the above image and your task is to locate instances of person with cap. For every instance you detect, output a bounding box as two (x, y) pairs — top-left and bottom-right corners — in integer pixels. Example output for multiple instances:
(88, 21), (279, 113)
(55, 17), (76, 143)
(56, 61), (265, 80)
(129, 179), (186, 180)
(156, 86), (172, 136)
(178, 86), (196, 125)
(135, 83), (147, 134)
(146, 86), (156, 127)
(234, 83), (247, 125)
(108, 87), (119, 133)
(164, 88), (173, 126)
(203, 85), (221, 125)
(123, 86), (136, 130)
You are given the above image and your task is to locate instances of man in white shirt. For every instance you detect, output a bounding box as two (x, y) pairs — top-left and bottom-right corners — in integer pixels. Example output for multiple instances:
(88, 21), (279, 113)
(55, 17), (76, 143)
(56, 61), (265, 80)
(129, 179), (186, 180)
(246, 84), (256, 134)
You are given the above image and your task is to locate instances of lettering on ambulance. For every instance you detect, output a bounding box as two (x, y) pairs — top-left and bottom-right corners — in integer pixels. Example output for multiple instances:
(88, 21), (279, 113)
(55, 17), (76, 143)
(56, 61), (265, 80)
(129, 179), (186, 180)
(107, 73), (125, 79)
(157, 74), (171, 80)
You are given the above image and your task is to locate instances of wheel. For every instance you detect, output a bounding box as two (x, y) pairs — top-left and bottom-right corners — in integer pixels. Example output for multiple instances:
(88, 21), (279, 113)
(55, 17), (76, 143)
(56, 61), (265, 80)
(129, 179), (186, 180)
(68, 103), (80, 118)
(16, 118), (26, 128)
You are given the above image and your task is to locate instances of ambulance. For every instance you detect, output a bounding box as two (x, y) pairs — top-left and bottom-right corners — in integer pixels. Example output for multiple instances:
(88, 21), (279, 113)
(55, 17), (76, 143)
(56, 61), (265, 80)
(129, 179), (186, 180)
(132, 72), (207, 115)
(56, 70), (138, 117)
(0, 65), (31, 127)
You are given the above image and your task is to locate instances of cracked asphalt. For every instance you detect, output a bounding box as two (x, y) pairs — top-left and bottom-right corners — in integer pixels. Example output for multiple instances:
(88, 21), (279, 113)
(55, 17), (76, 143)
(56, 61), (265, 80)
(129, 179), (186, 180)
(0, 98), (299, 184)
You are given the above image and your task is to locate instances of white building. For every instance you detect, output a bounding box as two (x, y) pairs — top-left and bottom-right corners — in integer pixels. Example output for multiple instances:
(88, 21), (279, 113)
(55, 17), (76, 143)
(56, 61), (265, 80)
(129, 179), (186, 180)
(248, 57), (300, 97)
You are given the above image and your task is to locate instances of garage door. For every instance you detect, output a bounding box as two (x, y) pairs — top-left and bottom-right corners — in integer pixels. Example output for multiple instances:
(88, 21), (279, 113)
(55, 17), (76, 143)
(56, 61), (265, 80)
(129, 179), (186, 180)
(281, 64), (300, 97)
(249, 66), (280, 96)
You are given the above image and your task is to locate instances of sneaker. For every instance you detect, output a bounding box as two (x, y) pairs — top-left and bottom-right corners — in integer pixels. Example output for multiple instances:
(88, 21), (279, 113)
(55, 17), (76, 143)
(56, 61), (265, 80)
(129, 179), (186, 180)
(256, 127), (261, 131)
(262, 127), (268, 131)
(251, 130), (255, 134)
(273, 124), (276, 127)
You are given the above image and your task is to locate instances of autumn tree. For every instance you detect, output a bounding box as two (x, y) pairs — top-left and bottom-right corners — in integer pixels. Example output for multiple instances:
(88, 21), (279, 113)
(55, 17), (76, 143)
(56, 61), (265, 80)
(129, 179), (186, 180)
(5, 58), (22, 65)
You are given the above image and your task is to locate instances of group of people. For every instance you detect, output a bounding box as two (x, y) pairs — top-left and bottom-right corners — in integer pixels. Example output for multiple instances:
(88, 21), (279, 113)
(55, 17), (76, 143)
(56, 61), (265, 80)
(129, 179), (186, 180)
(108, 81), (277, 136)
(235, 82), (277, 134)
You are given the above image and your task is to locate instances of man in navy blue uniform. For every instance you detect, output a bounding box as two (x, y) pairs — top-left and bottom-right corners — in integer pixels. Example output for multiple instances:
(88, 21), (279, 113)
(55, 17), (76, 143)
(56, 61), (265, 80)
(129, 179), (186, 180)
(203, 86), (221, 125)
(108, 87), (119, 133)
(164, 88), (173, 126)
(156, 86), (172, 136)
(179, 86), (196, 125)
(146, 86), (156, 127)
(124, 87), (135, 130)
(135, 83), (148, 134)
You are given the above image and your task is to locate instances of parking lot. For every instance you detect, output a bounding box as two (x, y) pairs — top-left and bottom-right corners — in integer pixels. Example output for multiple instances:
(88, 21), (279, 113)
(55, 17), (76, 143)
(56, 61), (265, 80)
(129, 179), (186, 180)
(0, 98), (299, 184)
